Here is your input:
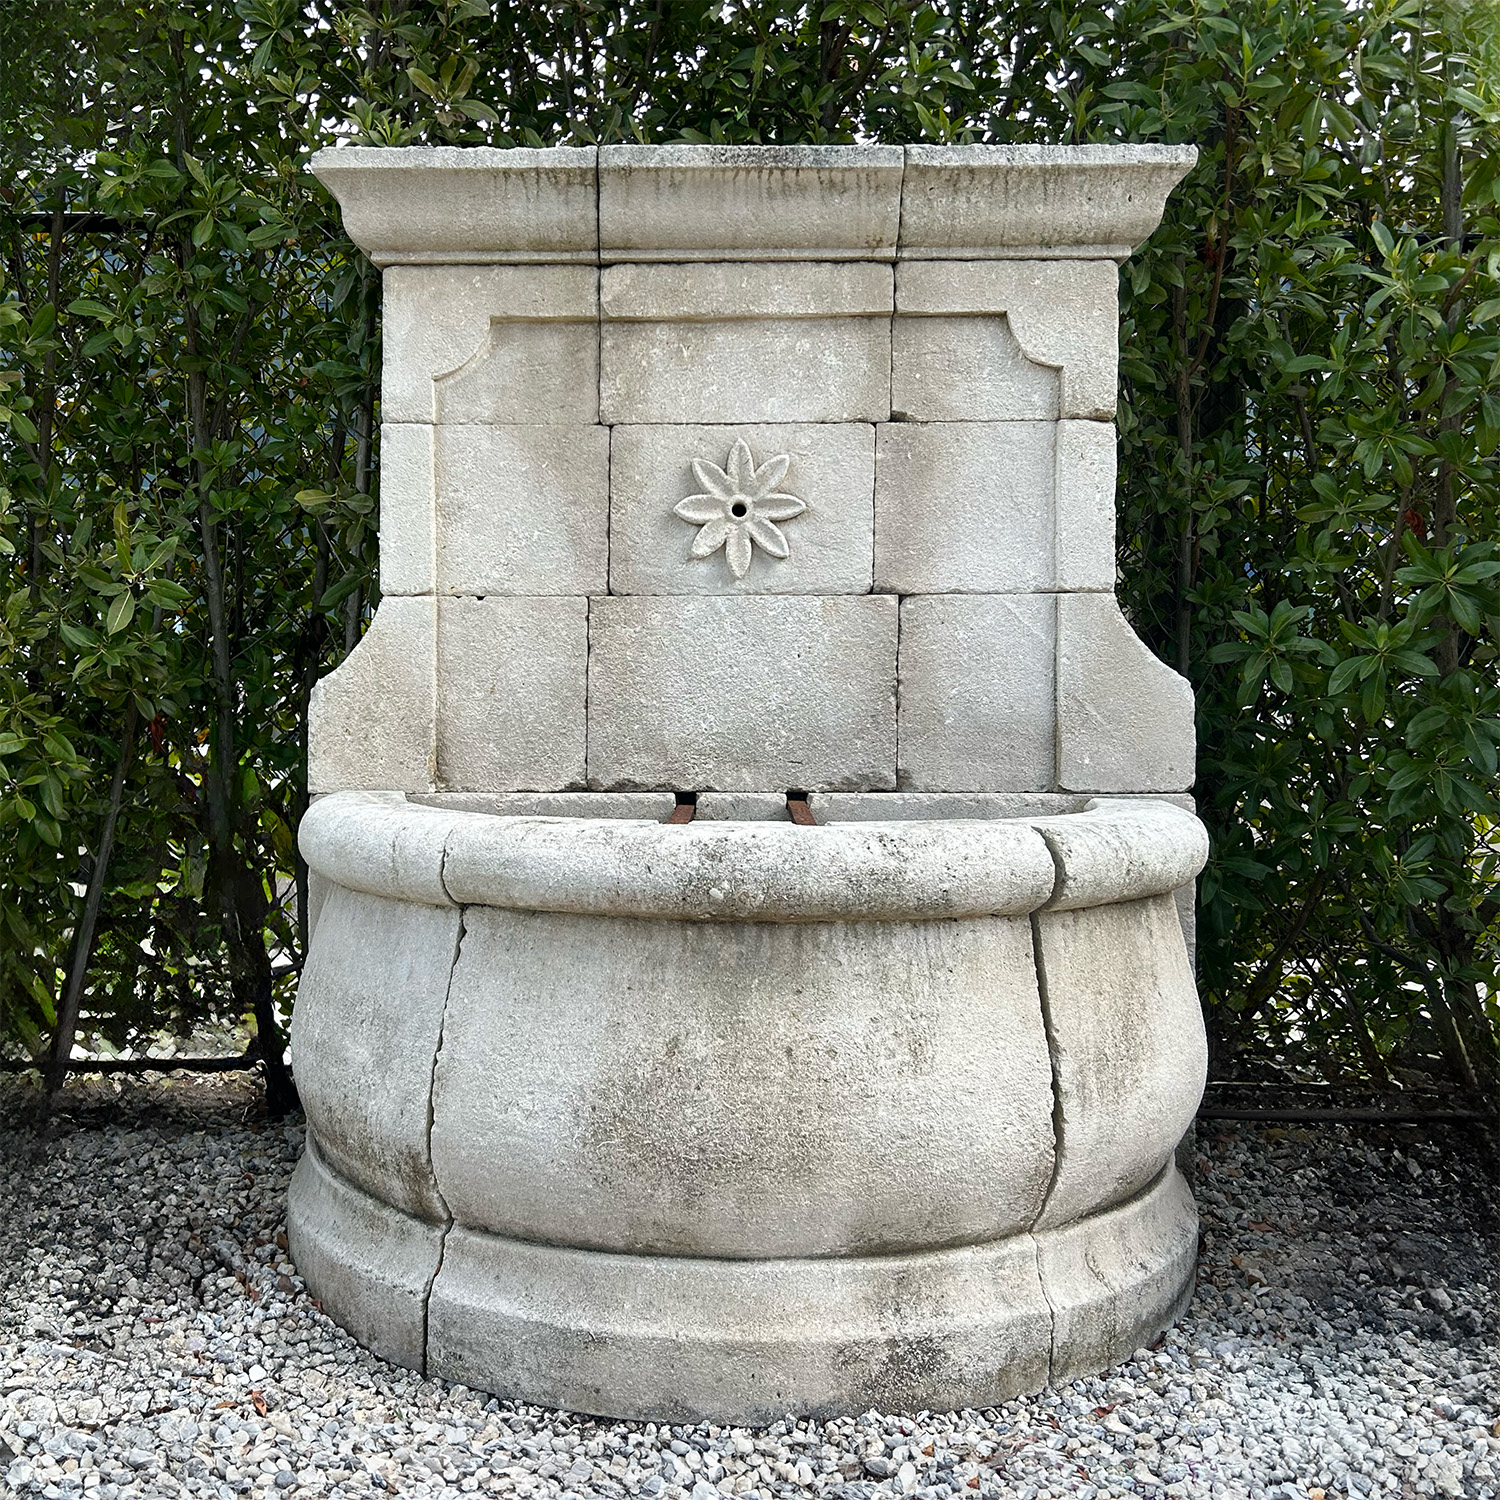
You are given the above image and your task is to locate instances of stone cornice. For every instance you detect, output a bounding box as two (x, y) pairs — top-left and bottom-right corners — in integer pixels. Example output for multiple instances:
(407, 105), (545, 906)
(310, 142), (1197, 267)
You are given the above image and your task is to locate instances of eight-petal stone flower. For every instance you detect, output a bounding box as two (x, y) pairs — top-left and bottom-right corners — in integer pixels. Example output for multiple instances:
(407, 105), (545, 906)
(673, 438), (807, 579)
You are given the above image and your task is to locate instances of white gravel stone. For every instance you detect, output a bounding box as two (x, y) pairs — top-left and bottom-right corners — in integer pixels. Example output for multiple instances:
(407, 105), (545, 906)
(3, 1076), (1492, 1500)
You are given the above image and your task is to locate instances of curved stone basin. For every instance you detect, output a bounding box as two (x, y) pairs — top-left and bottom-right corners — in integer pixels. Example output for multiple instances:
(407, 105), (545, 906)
(288, 792), (1208, 1422)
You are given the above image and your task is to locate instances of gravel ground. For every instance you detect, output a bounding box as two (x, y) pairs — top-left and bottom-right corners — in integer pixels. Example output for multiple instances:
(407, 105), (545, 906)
(1, 1076), (1495, 1500)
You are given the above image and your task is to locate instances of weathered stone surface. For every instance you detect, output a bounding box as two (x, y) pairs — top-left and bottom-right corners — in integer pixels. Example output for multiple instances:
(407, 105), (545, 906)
(1036, 1165), (1199, 1383)
(378, 424), (435, 596)
(286, 1140), (444, 1375)
(289, 883), (459, 1221)
(431, 906), (1054, 1256)
(436, 806), (1057, 922)
(874, 423), (1055, 593)
(436, 597), (587, 791)
(891, 314), (1059, 422)
(586, 596), (898, 791)
(308, 597), (435, 794)
(408, 790), (676, 820)
(295, 145), (1211, 1422)
(1056, 419), (1117, 591)
(899, 145), (1198, 260)
(599, 145), (903, 261)
(897, 595), (1056, 792)
(1030, 797), (1208, 911)
(1032, 895), (1206, 1229)
(896, 260), (1119, 419)
(600, 263), (892, 424)
(811, 790), (1087, 821)
(383, 264), (598, 425)
(1056, 592), (1195, 792)
(694, 791), (792, 820)
(298, 791), (455, 907)
(311, 145), (598, 266)
(608, 424), (875, 595)
(306, 867), (331, 945)
(435, 424), (609, 596)
(426, 1223), (1052, 1424)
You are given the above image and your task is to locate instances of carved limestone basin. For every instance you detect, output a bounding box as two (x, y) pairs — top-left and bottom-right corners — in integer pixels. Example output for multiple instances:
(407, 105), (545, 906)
(288, 791), (1208, 1421)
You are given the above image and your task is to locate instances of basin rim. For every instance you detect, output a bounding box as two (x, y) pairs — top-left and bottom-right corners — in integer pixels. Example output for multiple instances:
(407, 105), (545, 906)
(300, 791), (1208, 923)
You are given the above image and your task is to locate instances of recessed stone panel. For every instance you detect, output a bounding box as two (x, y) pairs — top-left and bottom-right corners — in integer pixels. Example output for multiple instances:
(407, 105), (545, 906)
(600, 263), (892, 424)
(891, 315), (1059, 422)
(435, 424), (609, 596)
(874, 423), (1055, 594)
(897, 594), (1056, 792)
(383, 263), (599, 425)
(437, 596), (588, 790)
(895, 260), (1118, 419)
(608, 424), (874, 595)
(586, 595), (897, 790)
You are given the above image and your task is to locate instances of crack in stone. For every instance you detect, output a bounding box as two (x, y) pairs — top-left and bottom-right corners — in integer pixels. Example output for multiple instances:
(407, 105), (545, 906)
(420, 889), (465, 1375)
(1027, 899), (1068, 1384)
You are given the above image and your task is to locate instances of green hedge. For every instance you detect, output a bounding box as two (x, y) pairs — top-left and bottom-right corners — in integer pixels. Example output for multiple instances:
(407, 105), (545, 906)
(2, 0), (1496, 1106)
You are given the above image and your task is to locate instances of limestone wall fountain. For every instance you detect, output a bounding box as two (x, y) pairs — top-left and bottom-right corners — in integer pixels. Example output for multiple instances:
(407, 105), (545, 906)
(288, 143), (1208, 1422)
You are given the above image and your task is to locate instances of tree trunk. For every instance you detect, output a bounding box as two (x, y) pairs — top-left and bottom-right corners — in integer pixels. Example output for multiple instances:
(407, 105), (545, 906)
(43, 702), (139, 1109)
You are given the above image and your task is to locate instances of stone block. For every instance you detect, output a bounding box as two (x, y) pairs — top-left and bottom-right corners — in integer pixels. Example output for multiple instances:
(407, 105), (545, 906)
(286, 1140), (445, 1376)
(435, 424), (609, 596)
(891, 315), (1058, 422)
(1037, 1165), (1199, 1384)
(599, 145), (903, 260)
(585, 596), (897, 791)
(379, 423), (435, 596)
(436, 596), (588, 791)
(608, 424), (874, 595)
(600, 263), (892, 424)
(430, 905), (1053, 1256)
(874, 423), (1055, 593)
(1056, 593), (1195, 791)
(311, 144), (598, 266)
(896, 260), (1119, 419)
(896, 595), (1056, 792)
(290, 883), (460, 1221)
(383, 264), (598, 425)
(1031, 895), (1207, 1230)
(1056, 420), (1117, 591)
(308, 597), (435, 795)
(899, 144), (1198, 260)
(427, 1223), (1052, 1424)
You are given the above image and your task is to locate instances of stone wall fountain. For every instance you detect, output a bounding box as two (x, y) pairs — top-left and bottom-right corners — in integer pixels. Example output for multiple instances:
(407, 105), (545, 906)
(288, 143), (1208, 1423)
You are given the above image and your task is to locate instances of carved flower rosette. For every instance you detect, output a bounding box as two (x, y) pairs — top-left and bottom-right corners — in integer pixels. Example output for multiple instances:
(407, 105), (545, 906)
(674, 438), (806, 580)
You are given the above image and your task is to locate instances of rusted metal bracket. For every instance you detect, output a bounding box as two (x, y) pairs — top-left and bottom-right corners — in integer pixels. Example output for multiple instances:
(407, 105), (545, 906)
(667, 792), (698, 824)
(786, 791), (818, 826)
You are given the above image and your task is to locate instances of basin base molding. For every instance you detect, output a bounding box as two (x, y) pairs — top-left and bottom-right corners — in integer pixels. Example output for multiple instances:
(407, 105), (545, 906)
(288, 1138), (1198, 1424)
